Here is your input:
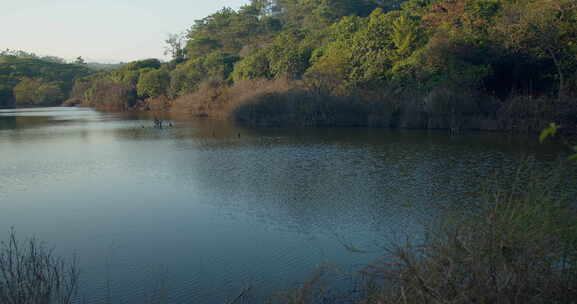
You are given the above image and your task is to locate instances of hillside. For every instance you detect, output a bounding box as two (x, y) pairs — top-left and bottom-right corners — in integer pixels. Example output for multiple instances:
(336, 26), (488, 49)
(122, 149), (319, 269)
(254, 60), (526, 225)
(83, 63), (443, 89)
(72, 0), (577, 131)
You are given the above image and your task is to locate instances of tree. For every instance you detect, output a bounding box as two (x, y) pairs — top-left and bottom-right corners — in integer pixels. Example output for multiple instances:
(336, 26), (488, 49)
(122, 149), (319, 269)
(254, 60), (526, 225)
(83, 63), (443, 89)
(493, 0), (577, 98)
(41, 56), (66, 64)
(0, 49), (38, 59)
(265, 29), (314, 79)
(74, 56), (86, 65)
(164, 33), (186, 63)
(137, 70), (171, 98)
(124, 58), (162, 70)
(0, 83), (14, 107)
(305, 9), (398, 91)
(0, 52), (91, 107)
(232, 48), (273, 81)
(13, 77), (65, 106)
(391, 14), (420, 59)
(185, 37), (222, 60)
(168, 59), (206, 96)
(203, 51), (240, 82)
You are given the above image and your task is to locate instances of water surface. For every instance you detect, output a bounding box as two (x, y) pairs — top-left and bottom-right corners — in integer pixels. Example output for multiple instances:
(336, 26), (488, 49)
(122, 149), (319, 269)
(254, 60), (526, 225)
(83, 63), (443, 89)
(0, 107), (567, 303)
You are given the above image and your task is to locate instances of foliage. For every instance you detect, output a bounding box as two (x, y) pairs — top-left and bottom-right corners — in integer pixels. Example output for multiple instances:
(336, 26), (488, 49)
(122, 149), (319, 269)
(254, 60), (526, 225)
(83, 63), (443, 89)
(0, 54), (91, 107)
(13, 77), (65, 106)
(266, 29), (316, 79)
(137, 69), (171, 99)
(168, 51), (239, 97)
(305, 9), (400, 91)
(539, 122), (561, 143)
(232, 48), (273, 81)
(124, 58), (162, 71)
(539, 123), (577, 161)
(82, 79), (137, 110)
(272, 0), (381, 28)
(492, 0), (577, 97)
(0, 83), (14, 107)
(185, 1), (282, 59)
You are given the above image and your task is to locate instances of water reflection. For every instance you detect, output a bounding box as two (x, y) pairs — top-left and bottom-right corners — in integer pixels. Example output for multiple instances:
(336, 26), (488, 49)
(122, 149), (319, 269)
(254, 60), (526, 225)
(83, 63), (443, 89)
(0, 107), (571, 303)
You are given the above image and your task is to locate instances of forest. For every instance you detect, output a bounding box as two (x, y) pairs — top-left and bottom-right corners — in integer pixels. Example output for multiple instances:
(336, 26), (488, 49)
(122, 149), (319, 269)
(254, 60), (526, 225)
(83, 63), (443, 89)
(0, 50), (125, 108)
(0, 50), (93, 107)
(7, 0), (577, 131)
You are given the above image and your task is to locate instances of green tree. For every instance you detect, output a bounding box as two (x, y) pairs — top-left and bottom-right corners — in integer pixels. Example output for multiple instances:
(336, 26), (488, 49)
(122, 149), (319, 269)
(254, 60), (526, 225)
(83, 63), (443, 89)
(0, 83), (14, 107)
(13, 77), (65, 106)
(232, 48), (273, 81)
(305, 9), (398, 91)
(186, 37), (222, 60)
(391, 14), (420, 59)
(266, 29), (314, 79)
(137, 70), (171, 98)
(0, 53), (91, 107)
(493, 0), (577, 98)
(74, 56), (86, 65)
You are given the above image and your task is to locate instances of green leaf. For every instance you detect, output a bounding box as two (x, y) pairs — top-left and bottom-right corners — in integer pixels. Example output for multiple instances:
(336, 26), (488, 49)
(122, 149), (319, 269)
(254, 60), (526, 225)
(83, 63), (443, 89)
(569, 150), (577, 162)
(539, 123), (559, 143)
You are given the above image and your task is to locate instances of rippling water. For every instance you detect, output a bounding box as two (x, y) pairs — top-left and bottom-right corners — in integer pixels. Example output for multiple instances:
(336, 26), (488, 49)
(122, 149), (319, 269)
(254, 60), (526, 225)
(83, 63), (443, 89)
(0, 107), (569, 303)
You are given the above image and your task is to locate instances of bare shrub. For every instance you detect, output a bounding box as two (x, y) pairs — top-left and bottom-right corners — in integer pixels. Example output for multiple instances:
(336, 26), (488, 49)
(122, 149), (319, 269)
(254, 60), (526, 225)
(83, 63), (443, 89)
(0, 229), (79, 304)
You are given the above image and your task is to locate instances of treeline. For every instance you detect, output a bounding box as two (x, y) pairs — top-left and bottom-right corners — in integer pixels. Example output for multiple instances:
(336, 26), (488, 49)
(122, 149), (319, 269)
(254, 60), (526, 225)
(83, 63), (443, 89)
(73, 0), (577, 131)
(0, 50), (92, 107)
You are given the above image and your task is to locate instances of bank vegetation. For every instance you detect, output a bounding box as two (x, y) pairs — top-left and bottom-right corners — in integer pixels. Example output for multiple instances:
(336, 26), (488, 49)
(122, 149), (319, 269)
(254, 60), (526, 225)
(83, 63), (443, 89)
(61, 0), (577, 132)
(0, 50), (92, 108)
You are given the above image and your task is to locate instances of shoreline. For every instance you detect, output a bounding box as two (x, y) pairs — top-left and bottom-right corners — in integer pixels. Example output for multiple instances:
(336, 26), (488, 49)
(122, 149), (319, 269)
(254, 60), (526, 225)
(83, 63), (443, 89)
(11, 86), (575, 136)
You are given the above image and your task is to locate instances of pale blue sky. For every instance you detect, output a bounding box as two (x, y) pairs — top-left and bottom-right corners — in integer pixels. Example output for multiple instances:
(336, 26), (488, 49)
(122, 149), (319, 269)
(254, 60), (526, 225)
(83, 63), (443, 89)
(1, 0), (250, 63)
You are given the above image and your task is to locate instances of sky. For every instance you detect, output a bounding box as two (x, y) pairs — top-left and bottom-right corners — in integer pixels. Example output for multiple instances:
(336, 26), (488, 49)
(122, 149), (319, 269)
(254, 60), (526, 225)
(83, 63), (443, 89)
(1, 0), (250, 63)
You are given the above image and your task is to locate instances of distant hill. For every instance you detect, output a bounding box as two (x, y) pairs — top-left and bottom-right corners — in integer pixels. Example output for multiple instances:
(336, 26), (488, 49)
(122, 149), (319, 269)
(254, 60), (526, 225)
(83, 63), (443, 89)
(85, 62), (126, 71)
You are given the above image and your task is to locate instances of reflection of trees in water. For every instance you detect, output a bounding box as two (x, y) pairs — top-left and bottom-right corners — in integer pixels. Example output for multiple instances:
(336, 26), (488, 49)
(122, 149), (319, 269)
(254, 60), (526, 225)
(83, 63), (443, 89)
(0, 115), (51, 129)
(0, 109), (109, 143)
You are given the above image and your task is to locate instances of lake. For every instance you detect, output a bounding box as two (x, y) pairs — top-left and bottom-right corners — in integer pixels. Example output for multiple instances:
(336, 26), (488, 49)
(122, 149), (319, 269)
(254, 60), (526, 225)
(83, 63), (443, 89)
(0, 107), (568, 303)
